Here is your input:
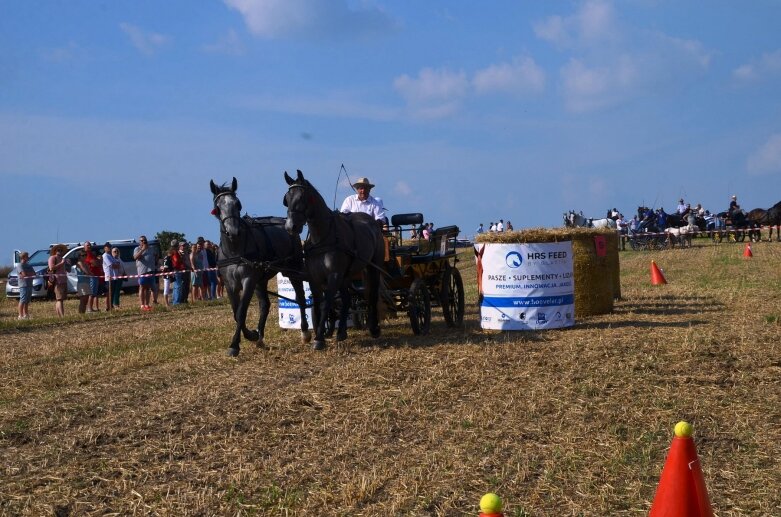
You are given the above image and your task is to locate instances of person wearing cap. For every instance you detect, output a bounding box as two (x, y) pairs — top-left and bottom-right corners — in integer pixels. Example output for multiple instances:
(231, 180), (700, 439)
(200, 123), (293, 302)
(133, 235), (158, 311)
(47, 244), (68, 317)
(340, 177), (387, 223)
(676, 198), (687, 215)
(729, 195), (738, 216)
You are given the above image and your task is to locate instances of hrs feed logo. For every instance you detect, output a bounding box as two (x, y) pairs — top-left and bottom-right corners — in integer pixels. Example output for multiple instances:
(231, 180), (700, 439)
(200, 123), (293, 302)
(505, 251), (523, 268)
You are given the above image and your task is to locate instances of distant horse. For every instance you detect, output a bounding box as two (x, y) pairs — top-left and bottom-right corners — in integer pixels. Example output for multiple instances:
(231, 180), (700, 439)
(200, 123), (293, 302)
(752, 201), (781, 241)
(283, 169), (384, 350)
(211, 177), (311, 356)
(563, 210), (617, 229)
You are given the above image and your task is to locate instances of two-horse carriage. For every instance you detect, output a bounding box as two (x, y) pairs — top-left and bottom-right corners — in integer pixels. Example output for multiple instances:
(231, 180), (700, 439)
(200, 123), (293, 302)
(211, 171), (465, 356)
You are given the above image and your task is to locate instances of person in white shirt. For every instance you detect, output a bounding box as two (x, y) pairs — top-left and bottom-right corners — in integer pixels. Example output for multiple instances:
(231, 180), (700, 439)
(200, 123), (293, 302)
(677, 199), (687, 215)
(340, 177), (386, 224)
(496, 219), (504, 232)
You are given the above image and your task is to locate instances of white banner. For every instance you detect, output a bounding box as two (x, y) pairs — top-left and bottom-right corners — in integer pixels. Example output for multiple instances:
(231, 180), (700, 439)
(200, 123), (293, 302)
(477, 242), (575, 330)
(276, 273), (312, 329)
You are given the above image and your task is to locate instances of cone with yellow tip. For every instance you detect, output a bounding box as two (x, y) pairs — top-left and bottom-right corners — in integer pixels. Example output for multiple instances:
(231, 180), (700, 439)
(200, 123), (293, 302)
(479, 493), (504, 517)
(649, 421), (713, 517)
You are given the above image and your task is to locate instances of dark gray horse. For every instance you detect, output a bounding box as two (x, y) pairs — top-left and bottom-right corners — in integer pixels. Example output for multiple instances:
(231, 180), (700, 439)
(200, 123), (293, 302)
(283, 169), (384, 350)
(211, 177), (311, 356)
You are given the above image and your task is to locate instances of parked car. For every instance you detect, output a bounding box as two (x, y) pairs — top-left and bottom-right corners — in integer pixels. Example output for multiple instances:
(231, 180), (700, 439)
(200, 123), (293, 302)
(5, 249), (51, 299)
(6, 239), (161, 299)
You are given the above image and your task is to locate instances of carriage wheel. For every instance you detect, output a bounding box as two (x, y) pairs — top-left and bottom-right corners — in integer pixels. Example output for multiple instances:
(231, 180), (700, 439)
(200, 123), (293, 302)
(408, 278), (431, 335)
(440, 267), (465, 327)
(711, 230), (722, 244)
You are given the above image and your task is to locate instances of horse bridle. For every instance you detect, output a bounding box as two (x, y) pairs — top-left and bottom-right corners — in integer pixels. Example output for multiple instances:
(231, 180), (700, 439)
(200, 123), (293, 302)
(213, 191), (244, 236)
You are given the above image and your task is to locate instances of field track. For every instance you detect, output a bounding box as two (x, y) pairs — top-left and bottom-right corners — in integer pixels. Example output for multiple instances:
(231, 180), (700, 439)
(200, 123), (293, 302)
(1, 243), (780, 516)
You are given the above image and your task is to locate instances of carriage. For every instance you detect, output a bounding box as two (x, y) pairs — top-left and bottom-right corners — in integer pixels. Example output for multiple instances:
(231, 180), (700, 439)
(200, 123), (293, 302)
(327, 213), (465, 336)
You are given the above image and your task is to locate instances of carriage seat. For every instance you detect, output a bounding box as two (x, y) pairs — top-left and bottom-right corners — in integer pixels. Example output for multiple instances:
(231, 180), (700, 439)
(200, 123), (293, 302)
(390, 212), (424, 255)
(410, 225), (460, 263)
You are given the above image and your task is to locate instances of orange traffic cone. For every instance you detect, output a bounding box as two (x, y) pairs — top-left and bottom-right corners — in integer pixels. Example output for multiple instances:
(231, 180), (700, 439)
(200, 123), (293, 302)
(743, 243), (753, 258)
(650, 261), (667, 285)
(649, 421), (713, 517)
(479, 493), (504, 517)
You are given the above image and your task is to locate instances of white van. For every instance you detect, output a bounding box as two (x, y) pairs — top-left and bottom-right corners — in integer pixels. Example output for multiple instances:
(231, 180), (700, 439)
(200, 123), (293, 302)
(5, 239), (161, 299)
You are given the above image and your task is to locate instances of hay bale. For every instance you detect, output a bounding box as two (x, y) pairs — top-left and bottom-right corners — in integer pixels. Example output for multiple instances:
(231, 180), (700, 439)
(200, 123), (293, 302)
(476, 228), (619, 317)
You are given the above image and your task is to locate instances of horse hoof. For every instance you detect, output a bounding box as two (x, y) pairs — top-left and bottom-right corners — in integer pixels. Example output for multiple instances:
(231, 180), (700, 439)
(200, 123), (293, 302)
(227, 347), (240, 357)
(256, 339), (268, 349)
(336, 330), (348, 342)
(370, 327), (381, 339)
(245, 330), (260, 342)
(301, 330), (312, 344)
(312, 340), (326, 351)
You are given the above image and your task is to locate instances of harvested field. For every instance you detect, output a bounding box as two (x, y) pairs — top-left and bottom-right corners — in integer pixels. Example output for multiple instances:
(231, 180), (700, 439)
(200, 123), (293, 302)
(1, 243), (781, 516)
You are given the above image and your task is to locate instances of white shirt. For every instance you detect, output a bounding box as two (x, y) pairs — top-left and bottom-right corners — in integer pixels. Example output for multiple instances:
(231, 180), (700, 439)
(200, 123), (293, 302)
(340, 194), (386, 221)
(497, 221), (504, 232)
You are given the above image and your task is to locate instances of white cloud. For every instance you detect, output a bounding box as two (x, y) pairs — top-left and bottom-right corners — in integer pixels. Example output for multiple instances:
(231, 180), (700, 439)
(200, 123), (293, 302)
(393, 68), (468, 119)
(202, 29), (244, 56)
(234, 93), (399, 122)
(733, 49), (781, 82)
(41, 41), (83, 63)
(120, 23), (169, 55)
(224, 0), (395, 40)
(747, 134), (781, 176)
(560, 57), (636, 112)
(534, 0), (618, 48)
(473, 56), (546, 96)
(394, 181), (412, 197)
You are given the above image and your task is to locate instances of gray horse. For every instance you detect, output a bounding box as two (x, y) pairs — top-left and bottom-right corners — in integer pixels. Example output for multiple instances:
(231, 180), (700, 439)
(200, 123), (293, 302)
(283, 170), (384, 350)
(211, 177), (311, 356)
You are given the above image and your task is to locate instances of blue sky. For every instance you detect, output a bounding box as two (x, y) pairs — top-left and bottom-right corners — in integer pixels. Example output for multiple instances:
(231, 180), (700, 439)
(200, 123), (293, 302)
(2, 0), (781, 262)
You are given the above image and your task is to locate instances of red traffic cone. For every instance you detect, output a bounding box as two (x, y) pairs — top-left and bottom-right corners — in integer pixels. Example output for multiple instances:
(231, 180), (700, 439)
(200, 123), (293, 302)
(649, 421), (713, 517)
(650, 261), (667, 285)
(479, 493), (504, 517)
(743, 243), (753, 258)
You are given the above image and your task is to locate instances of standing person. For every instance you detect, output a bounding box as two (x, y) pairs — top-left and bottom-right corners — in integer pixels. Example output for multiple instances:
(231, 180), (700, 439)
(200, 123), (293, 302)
(497, 219), (504, 232)
(489, 222), (496, 232)
(340, 177), (386, 223)
(506, 221), (514, 231)
(205, 240), (218, 301)
(476, 223), (484, 235)
(190, 240), (204, 302)
(170, 240), (186, 305)
(48, 244), (68, 317)
(83, 241), (101, 312)
(74, 251), (91, 314)
(161, 243), (175, 306)
(133, 235), (157, 312)
(677, 198), (687, 215)
(16, 251), (35, 320)
(196, 237), (211, 300)
(180, 242), (191, 303)
(101, 242), (117, 311)
(110, 247), (125, 309)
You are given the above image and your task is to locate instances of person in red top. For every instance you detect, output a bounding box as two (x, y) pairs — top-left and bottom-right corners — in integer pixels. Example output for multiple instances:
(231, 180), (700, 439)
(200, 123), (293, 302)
(83, 241), (103, 312)
(169, 240), (186, 305)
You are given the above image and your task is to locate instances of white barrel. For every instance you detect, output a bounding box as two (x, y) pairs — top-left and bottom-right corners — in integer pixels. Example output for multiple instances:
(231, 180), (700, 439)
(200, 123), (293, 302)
(276, 273), (312, 329)
(477, 241), (575, 330)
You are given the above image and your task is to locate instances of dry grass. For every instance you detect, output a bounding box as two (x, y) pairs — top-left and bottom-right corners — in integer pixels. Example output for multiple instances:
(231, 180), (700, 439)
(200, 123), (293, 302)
(1, 242), (781, 516)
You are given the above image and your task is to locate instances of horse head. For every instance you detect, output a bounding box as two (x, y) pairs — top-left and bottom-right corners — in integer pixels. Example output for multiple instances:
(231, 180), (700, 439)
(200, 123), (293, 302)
(283, 169), (319, 236)
(210, 177), (243, 240)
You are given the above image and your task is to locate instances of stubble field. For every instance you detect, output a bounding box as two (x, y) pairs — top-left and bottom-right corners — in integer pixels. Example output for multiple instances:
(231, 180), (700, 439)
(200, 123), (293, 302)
(1, 241), (780, 516)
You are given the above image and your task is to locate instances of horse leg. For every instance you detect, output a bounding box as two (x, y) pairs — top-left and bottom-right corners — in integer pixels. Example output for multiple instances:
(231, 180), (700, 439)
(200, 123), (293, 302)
(225, 278), (243, 356)
(366, 267), (381, 339)
(336, 285), (350, 342)
(253, 282), (270, 349)
(238, 277), (259, 343)
(291, 279), (312, 344)
(312, 290), (327, 350)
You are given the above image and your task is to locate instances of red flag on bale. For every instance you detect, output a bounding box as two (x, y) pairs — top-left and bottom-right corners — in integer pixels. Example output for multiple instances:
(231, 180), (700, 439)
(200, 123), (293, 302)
(649, 421), (713, 517)
(650, 261), (667, 285)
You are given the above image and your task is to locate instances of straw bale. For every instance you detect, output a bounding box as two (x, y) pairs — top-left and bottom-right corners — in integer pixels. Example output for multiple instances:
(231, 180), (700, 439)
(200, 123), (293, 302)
(476, 228), (619, 317)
